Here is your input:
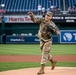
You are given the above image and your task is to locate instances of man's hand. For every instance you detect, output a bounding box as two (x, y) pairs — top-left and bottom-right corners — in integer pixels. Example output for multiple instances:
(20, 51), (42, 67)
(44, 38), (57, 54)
(28, 12), (34, 17)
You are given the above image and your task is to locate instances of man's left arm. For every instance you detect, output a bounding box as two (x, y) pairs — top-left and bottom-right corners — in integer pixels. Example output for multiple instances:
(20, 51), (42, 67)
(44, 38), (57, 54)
(47, 23), (60, 35)
(54, 25), (60, 35)
(50, 21), (60, 35)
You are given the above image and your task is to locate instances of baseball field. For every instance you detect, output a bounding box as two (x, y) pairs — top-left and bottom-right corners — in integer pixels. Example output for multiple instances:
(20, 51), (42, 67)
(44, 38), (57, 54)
(0, 44), (76, 75)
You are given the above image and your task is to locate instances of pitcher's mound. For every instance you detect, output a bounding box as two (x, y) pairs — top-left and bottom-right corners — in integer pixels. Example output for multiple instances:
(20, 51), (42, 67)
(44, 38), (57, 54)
(0, 67), (76, 75)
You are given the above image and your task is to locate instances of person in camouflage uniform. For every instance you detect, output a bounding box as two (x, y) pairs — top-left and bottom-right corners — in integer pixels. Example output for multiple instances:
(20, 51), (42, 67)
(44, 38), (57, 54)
(28, 12), (60, 74)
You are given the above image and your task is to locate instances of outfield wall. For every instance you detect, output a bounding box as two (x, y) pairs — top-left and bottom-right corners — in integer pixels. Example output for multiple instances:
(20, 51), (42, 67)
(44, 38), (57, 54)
(0, 15), (76, 44)
(0, 35), (59, 44)
(1, 30), (76, 44)
(0, 36), (1, 43)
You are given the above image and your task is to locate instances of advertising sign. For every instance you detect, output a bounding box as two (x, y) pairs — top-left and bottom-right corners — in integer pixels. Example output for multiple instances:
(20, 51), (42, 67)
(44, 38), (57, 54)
(6, 36), (40, 43)
(0, 15), (76, 23)
(6, 36), (59, 44)
(60, 30), (76, 43)
(0, 36), (1, 43)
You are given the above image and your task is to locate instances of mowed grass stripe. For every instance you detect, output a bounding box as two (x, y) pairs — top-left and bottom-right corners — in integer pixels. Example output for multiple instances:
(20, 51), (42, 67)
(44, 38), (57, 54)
(0, 62), (76, 72)
(0, 44), (40, 55)
(0, 44), (76, 55)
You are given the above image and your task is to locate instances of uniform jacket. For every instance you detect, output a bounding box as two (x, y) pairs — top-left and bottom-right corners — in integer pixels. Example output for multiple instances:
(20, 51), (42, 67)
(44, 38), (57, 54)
(30, 15), (60, 42)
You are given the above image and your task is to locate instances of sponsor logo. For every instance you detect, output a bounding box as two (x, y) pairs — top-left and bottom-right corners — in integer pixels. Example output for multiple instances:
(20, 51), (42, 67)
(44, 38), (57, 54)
(3, 17), (8, 21)
(63, 33), (72, 41)
(35, 38), (40, 41)
(8, 17), (31, 22)
(10, 38), (24, 41)
(60, 30), (76, 43)
(10, 36), (25, 42)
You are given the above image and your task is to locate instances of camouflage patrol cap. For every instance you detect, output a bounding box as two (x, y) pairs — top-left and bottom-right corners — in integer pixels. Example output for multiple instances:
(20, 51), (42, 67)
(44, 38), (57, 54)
(46, 12), (53, 17)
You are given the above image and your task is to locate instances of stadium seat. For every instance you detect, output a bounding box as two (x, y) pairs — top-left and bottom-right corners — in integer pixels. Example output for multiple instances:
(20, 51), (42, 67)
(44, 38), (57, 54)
(0, 0), (75, 15)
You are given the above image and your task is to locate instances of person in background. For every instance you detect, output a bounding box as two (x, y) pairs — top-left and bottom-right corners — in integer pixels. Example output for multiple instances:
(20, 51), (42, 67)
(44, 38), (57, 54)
(38, 4), (42, 15)
(42, 7), (45, 17)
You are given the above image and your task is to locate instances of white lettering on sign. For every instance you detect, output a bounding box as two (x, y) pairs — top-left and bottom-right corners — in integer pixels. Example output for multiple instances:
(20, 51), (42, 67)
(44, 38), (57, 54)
(53, 17), (61, 19)
(10, 38), (24, 41)
(66, 20), (74, 22)
(52, 17), (64, 19)
(35, 39), (40, 41)
(73, 33), (76, 40)
(65, 17), (76, 19)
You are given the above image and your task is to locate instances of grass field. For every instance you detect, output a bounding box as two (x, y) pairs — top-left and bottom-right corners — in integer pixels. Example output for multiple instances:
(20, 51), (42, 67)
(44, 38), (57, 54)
(0, 62), (76, 72)
(0, 44), (76, 55)
(0, 44), (76, 72)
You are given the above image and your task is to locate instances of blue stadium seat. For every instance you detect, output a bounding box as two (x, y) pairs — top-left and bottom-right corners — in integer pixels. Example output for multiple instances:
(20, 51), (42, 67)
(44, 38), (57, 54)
(0, 0), (58, 12)
(0, 0), (75, 14)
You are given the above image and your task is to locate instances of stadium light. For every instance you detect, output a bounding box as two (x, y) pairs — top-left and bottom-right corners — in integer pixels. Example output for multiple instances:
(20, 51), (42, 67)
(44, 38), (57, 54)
(0, 4), (6, 41)
(1, 4), (5, 7)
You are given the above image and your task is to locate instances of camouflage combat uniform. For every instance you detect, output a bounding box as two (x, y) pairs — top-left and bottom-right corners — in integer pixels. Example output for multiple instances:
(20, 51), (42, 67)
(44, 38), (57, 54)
(30, 13), (60, 65)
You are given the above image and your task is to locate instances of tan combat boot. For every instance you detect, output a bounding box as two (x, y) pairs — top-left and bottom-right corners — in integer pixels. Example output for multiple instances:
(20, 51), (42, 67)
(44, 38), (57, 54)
(50, 59), (57, 70)
(37, 64), (45, 74)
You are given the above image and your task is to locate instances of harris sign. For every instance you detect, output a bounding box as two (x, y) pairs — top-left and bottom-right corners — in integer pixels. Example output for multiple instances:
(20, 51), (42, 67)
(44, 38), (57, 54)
(0, 15), (76, 23)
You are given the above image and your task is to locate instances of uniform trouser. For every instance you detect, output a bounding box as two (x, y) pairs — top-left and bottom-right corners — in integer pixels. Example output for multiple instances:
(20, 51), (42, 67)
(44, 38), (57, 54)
(40, 40), (52, 64)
